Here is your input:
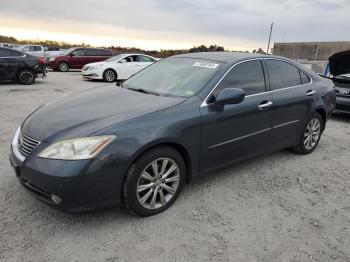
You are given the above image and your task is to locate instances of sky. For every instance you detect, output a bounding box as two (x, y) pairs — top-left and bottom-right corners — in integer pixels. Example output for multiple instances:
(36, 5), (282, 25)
(0, 0), (349, 51)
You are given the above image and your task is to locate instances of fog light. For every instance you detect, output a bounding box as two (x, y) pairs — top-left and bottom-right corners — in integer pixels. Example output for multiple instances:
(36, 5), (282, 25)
(51, 194), (62, 204)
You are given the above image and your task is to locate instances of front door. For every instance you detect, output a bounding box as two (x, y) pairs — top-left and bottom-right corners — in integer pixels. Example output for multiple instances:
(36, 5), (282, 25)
(200, 59), (273, 173)
(69, 49), (86, 68)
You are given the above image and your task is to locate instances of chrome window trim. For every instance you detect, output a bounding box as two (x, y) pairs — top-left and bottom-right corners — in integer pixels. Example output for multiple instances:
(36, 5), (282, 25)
(200, 57), (313, 107)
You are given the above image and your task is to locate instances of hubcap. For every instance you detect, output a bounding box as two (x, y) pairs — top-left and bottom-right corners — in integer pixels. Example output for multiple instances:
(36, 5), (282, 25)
(304, 118), (321, 150)
(105, 70), (115, 82)
(136, 158), (180, 210)
(60, 63), (68, 71)
(20, 71), (34, 84)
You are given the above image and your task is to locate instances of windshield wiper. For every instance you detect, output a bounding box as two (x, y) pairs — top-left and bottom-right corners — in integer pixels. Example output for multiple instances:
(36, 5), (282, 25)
(127, 87), (160, 96)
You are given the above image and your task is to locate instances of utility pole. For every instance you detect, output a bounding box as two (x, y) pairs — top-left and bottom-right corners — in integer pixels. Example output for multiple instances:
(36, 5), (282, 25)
(267, 22), (274, 54)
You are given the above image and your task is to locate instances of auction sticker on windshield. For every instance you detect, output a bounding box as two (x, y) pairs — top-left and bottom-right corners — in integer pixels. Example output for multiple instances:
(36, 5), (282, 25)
(192, 61), (219, 69)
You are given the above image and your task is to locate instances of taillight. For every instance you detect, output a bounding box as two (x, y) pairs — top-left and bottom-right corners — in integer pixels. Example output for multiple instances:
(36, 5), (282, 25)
(39, 57), (46, 65)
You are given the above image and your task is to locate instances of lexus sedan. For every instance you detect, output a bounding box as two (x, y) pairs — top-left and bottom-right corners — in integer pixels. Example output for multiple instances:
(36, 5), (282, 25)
(0, 47), (46, 85)
(81, 54), (158, 82)
(10, 52), (336, 216)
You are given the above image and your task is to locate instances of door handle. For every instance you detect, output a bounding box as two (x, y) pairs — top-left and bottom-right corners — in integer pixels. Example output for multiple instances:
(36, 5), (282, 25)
(258, 101), (273, 110)
(306, 90), (316, 96)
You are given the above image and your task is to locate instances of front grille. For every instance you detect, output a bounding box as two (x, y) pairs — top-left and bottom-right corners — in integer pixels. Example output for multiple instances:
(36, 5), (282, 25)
(18, 132), (40, 158)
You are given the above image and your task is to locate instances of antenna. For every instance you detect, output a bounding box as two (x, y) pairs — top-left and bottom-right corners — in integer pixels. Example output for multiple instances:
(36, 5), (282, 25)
(267, 22), (274, 54)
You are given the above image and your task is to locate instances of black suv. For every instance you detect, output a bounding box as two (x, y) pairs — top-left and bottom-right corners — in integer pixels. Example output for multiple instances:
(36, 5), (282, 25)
(0, 47), (46, 85)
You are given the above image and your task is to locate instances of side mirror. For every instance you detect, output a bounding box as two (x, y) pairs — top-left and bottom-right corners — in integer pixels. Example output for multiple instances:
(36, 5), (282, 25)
(215, 88), (245, 105)
(70, 53), (75, 57)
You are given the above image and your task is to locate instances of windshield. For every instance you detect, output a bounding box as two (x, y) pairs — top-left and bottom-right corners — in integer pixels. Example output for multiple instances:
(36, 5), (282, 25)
(105, 54), (124, 62)
(123, 57), (222, 97)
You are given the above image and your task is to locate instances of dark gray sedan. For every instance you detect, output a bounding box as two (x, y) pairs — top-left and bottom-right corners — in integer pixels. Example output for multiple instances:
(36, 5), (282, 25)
(10, 52), (336, 216)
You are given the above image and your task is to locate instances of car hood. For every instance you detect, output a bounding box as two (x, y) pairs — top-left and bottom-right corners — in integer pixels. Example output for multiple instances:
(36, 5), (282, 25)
(22, 86), (186, 142)
(85, 61), (114, 67)
(329, 50), (350, 77)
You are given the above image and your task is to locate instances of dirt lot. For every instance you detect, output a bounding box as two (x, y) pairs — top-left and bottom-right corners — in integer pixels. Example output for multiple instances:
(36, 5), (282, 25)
(0, 71), (349, 262)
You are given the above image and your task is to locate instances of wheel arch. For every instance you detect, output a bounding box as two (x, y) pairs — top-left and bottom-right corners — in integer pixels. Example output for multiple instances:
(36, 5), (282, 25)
(129, 141), (193, 183)
(314, 106), (327, 131)
(103, 68), (118, 80)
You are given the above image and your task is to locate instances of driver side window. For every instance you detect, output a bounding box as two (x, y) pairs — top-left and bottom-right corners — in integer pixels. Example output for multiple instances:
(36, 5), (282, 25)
(212, 60), (266, 98)
(72, 49), (85, 56)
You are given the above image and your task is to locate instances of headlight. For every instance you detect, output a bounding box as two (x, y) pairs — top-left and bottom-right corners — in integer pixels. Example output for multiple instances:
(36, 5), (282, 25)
(91, 64), (103, 70)
(38, 135), (116, 160)
(49, 57), (56, 61)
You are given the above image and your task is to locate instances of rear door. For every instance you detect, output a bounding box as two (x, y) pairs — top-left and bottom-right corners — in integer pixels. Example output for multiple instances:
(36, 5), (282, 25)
(200, 59), (273, 172)
(264, 59), (314, 150)
(84, 48), (102, 65)
(0, 48), (23, 80)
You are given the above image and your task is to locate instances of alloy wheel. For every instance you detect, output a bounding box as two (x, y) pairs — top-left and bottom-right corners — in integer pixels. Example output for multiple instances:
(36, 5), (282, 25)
(59, 63), (68, 72)
(104, 70), (116, 82)
(20, 71), (34, 84)
(136, 157), (180, 210)
(303, 118), (321, 150)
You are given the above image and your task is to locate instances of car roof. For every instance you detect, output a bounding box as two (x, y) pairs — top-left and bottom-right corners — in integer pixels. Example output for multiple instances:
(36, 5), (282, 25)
(173, 52), (272, 64)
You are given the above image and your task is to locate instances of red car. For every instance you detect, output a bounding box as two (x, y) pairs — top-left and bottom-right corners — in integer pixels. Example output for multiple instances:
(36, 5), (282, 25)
(46, 47), (113, 72)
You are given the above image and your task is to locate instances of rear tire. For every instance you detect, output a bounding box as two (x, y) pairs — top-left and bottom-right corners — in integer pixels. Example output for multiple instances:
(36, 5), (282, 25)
(17, 69), (35, 85)
(123, 146), (185, 216)
(58, 62), (69, 72)
(103, 69), (117, 82)
(292, 112), (324, 154)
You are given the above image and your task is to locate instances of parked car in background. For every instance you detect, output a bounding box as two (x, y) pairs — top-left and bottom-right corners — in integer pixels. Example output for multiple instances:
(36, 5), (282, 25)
(81, 54), (158, 82)
(16, 45), (45, 58)
(328, 50), (350, 113)
(10, 52), (335, 216)
(46, 47), (112, 72)
(0, 47), (46, 85)
(0, 43), (13, 48)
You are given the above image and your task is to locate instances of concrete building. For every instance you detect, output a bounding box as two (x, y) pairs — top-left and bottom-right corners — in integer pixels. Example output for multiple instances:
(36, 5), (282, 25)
(273, 42), (350, 61)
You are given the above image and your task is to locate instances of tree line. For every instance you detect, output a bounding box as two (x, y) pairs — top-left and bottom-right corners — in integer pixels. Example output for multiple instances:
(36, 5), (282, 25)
(0, 35), (266, 57)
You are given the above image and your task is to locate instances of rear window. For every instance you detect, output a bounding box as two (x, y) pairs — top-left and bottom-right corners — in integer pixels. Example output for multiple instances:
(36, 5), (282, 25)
(266, 60), (302, 90)
(85, 49), (100, 56)
(0, 48), (11, 57)
(34, 46), (42, 51)
(100, 49), (112, 56)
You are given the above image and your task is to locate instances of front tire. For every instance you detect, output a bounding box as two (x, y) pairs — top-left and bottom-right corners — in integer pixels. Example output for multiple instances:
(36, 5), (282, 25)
(103, 69), (117, 82)
(58, 62), (69, 72)
(17, 70), (35, 85)
(123, 146), (185, 216)
(292, 112), (323, 154)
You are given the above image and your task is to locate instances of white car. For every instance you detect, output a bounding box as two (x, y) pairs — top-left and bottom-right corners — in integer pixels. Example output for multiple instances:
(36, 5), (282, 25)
(81, 54), (158, 82)
(16, 45), (45, 57)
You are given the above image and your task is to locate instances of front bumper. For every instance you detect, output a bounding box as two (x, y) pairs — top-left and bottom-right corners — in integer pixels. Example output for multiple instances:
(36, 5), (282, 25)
(81, 71), (102, 80)
(9, 139), (128, 213)
(335, 96), (350, 113)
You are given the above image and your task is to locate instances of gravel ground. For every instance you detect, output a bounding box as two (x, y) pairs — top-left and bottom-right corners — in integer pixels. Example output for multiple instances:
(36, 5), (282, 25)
(0, 71), (349, 262)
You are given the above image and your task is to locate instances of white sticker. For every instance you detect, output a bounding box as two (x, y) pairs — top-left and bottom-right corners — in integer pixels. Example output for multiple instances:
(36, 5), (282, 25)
(192, 61), (219, 69)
